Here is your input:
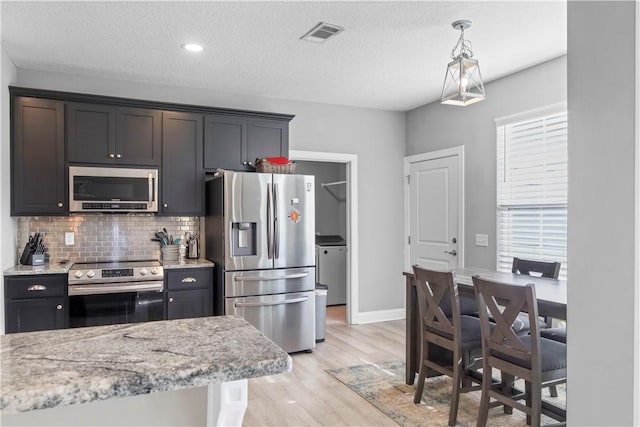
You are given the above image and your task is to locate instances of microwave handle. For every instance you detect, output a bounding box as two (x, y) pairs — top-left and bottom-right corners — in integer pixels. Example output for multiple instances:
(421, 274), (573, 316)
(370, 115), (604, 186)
(148, 173), (153, 203)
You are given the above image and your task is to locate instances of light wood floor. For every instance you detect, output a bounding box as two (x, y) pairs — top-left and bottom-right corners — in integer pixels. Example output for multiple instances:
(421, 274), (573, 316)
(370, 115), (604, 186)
(243, 319), (405, 426)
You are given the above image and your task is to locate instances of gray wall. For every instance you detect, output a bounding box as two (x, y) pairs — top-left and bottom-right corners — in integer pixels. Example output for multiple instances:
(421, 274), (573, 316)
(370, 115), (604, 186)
(406, 56), (567, 270)
(10, 68), (406, 316)
(567, 2), (637, 425)
(1, 45), (18, 335)
(296, 161), (347, 238)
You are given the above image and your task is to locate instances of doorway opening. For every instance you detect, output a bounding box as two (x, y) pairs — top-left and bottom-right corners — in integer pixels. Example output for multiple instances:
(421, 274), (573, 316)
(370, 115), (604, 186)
(289, 150), (358, 325)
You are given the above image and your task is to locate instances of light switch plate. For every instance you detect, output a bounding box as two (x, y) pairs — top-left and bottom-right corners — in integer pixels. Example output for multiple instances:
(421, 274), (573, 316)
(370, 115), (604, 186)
(475, 233), (488, 247)
(65, 232), (75, 246)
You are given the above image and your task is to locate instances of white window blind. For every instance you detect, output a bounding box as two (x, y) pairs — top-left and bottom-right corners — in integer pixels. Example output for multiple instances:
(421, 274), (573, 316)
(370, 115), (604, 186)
(496, 110), (568, 280)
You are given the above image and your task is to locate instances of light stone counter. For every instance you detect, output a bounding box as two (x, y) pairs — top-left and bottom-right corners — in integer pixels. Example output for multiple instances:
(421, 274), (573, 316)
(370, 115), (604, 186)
(3, 261), (73, 276)
(1, 316), (290, 426)
(161, 258), (215, 269)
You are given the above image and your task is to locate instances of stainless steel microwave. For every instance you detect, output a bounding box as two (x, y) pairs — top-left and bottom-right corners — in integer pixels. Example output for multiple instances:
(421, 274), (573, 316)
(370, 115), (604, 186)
(69, 166), (158, 213)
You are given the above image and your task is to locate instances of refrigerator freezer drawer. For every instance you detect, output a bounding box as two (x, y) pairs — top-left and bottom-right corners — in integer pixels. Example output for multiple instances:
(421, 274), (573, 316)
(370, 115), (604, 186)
(225, 267), (315, 298)
(225, 290), (316, 353)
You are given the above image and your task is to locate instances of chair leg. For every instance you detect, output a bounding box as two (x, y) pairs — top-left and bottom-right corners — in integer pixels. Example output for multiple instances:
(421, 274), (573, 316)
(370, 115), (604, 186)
(448, 356), (462, 426)
(530, 381), (542, 427)
(476, 361), (491, 427)
(548, 384), (558, 398)
(501, 372), (514, 414)
(413, 344), (427, 404)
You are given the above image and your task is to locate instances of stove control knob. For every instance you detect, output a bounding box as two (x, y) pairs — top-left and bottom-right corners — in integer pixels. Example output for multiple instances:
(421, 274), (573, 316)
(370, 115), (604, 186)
(150, 267), (159, 275)
(87, 270), (96, 278)
(74, 271), (83, 278)
(140, 268), (148, 276)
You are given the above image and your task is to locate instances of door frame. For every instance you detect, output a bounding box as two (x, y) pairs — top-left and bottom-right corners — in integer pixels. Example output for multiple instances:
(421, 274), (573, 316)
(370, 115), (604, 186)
(289, 150), (358, 325)
(404, 146), (465, 271)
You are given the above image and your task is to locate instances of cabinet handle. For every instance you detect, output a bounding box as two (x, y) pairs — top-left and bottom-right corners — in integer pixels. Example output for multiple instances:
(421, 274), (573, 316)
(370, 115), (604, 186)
(116, 154), (122, 158)
(56, 304), (63, 310)
(248, 161), (254, 166)
(163, 203), (168, 208)
(57, 202), (63, 208)
(169, 297), (174, 303)
(243, 161), (248, 165)
(109, 154), (115, 158)
(181, 277), (196, 283)
(28, 284), (47, 291)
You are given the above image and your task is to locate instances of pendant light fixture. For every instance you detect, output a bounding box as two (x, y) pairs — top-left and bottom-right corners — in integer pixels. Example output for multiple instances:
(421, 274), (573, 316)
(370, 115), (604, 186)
(441, 20), (486, 106)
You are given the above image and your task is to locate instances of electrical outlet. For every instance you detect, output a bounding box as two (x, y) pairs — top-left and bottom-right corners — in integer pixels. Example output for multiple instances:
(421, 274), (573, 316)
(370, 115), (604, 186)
(475, 233), (488, 247)
(65, 232), (75, 246)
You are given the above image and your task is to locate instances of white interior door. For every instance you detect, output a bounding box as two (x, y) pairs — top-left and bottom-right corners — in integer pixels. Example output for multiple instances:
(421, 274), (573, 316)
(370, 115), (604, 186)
(409, 154), (460, 271)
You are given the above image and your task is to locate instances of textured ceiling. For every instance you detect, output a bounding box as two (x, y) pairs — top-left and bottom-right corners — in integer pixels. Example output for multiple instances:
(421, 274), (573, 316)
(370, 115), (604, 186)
(1, 1), (566, 112)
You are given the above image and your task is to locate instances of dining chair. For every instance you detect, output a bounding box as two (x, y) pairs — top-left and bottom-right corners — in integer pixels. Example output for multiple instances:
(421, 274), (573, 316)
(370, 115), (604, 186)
(512, 257), (565, 397)
(472, 275), (566, 427)
(411, 265), (484, 426)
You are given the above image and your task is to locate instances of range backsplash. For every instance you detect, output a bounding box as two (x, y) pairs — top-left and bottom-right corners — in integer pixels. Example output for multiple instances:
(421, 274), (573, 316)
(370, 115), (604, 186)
(17, 215), (200, 264)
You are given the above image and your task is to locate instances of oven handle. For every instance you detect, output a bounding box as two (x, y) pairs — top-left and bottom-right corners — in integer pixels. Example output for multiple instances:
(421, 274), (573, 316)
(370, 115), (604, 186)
(68, 281), (164, 296)
(234, 296), (309, 308)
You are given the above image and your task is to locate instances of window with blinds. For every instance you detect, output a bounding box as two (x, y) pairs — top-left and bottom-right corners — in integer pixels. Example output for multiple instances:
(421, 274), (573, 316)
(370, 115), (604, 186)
(496, 110), (568, 280)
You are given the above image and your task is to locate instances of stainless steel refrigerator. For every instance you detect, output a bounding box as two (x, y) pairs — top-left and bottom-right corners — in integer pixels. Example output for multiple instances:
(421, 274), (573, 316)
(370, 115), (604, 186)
(205, 170), (316, 353)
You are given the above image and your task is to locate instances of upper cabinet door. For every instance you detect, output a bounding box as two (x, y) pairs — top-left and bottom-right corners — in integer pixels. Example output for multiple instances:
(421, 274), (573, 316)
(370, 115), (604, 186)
(12, 97), (67, 216)
(67, 102), (116, 164)
(161, 111), (204, 216)
(246, 119), (289, 166)
(67, 103), (161, 166)
(116, 107), (162, 166)
(203, 115), (248, 171)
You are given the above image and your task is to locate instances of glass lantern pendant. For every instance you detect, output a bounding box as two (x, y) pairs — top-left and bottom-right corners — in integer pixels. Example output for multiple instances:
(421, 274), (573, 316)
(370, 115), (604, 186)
(441, 20), (486, 106)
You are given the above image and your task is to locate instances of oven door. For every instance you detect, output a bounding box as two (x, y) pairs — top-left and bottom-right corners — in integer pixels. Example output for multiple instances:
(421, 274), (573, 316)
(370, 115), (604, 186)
(68, 281), (164, 328)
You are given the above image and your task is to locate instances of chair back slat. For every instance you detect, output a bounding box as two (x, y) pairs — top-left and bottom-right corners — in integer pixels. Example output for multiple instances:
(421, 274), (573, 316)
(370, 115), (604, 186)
(412, 266), (459, 338)
(472, 276), (541, 370)
(512, 257), (561, 279)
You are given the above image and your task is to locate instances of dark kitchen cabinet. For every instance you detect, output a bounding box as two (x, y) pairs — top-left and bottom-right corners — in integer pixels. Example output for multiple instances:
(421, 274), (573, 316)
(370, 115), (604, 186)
(203, 115), (289, 171)
(160, 112), (204, 215)
(12, 97), (66, 216)
(246, 118), (289, 167)
(67, 103), (161, 166)
(165, 268), (213, 320)
(4, 274), (68, 334)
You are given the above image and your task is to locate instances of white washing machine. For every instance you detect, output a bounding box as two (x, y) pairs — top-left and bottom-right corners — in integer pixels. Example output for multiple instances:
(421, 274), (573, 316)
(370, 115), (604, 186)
(315, 235), (347, 306)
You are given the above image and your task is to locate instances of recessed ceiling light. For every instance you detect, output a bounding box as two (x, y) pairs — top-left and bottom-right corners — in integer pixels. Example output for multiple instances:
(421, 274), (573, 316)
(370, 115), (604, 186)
(182, 43), (204, 52)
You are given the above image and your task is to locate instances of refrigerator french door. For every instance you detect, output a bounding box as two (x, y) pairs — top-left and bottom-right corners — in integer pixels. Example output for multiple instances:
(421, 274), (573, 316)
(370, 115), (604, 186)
(206, 171), (316, 353)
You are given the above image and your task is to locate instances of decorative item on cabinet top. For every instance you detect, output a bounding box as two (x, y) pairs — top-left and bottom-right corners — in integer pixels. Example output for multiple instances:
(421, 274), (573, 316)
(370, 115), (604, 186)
(255, 157), (297, 174)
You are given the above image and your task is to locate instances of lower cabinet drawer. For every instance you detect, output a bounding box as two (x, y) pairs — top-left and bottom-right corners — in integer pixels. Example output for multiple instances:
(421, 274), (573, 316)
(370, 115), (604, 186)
(166, 268), (212, 291)
(5, 274), (67, 299)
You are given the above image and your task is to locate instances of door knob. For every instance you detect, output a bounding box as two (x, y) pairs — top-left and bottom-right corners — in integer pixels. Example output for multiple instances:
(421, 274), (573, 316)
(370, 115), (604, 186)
(444, 250), (457, 256)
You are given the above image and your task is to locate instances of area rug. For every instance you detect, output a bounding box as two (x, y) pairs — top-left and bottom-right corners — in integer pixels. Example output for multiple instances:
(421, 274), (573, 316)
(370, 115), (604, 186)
(326, 360), (565, 427)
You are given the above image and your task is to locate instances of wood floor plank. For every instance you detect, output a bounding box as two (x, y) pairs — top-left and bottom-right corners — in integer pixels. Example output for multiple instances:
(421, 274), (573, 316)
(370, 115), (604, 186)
(243, 320), (405, 426)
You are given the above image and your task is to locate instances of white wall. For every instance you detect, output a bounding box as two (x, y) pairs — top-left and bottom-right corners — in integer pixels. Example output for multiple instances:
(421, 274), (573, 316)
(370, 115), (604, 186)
(567, 2), (637, 425)
(1, 45), (18, 335)
(13, 68), (406, 316)
(406, 56), (567, 270)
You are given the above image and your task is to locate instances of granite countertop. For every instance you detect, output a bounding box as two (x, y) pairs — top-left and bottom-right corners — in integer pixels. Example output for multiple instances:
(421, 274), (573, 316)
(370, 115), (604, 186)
(161, 258), (215, 269)
(4, 261), (74, 276)
(1, 316), (290, 414)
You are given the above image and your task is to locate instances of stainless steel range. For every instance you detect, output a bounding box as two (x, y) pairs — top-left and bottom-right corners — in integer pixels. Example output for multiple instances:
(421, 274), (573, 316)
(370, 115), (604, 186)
(68, 260), (165, 328)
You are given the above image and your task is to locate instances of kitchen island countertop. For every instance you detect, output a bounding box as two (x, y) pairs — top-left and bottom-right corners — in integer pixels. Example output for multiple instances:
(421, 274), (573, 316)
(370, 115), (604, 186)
(1, 315), (290, 415)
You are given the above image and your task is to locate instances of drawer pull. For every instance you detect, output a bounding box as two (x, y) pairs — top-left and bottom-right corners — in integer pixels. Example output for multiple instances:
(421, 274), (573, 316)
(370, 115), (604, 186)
(27, 284), (47, 292)
(181, 277), (197, 283)
(56, 304), (63, 310)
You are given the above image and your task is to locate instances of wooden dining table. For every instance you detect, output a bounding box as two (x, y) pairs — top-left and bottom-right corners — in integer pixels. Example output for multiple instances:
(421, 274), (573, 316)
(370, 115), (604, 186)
(403, 267), (567, 386)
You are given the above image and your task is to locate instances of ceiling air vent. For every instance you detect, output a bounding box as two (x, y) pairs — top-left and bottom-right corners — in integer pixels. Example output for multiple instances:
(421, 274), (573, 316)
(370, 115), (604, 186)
(300, 22), (344, 43)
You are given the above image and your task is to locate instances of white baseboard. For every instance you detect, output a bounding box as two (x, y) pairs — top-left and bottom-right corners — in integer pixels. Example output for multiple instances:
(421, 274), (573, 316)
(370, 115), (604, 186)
(353, 308), (405, 324)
